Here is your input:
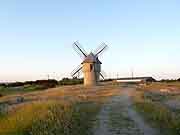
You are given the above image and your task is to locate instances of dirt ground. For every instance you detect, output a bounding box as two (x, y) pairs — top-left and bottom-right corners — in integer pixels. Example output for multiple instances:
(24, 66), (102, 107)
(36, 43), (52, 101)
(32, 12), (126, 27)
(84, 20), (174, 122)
(1, 83), (177, 135)
(93, 86), (159, 135)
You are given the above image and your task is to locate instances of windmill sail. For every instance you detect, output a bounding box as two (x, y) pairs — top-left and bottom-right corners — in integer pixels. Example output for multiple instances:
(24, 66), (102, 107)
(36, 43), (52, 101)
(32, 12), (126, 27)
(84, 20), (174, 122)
(73, 41), (88, 59)
(99, 70), (106, 80)
(71, 64), (83, 77)
(94, 42), (108, 57)
(71, 41), (108, 86)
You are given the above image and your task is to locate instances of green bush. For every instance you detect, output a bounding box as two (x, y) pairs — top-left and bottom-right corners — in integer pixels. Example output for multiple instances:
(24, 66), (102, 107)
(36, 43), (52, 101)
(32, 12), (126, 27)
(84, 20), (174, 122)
(59, 78), (83, 86)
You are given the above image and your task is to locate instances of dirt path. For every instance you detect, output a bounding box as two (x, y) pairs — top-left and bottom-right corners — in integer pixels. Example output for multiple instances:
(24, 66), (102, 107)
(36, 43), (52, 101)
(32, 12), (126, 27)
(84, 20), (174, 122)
(93, 87), (159, 135)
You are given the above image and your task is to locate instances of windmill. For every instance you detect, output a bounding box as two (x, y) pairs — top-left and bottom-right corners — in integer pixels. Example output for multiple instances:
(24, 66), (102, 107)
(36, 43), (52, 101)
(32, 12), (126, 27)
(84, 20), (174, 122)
(71, 41), (108, 86)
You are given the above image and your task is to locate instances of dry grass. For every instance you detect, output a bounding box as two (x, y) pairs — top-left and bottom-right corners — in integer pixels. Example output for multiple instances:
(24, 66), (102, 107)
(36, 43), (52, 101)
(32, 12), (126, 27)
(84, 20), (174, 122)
(0, 100), (102, 135)
(0, 85), (120, 108)
(0, 84), (121, 135)
(139, 82), (180, 93)
(133, 89), (180, 135)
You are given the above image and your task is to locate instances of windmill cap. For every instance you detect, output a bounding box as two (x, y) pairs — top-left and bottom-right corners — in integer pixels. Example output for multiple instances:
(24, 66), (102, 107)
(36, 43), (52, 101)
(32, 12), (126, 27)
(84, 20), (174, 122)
(82, 53), (102, 64)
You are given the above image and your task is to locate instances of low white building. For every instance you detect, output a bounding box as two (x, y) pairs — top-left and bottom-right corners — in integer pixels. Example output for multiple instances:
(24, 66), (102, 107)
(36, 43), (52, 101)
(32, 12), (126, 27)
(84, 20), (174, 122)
(116, 77), (156, 83)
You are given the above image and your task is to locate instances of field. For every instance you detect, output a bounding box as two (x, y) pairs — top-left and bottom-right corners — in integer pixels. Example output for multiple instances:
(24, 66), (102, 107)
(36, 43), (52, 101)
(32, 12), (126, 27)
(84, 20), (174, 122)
(0, 82), (180, 135)
(0, 85), (46, 96)
(133, 82), (180, 135)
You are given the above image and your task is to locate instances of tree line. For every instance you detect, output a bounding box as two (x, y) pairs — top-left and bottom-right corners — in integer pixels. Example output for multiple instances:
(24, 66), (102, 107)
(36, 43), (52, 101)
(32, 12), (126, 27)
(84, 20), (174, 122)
(0, 78), (83, 88)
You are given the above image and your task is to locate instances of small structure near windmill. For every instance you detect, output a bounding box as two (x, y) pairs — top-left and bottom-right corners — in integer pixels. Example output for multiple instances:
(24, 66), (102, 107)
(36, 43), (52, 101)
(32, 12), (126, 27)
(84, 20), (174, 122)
(71, 41), (108, 86)
(116, 77), (156, 83)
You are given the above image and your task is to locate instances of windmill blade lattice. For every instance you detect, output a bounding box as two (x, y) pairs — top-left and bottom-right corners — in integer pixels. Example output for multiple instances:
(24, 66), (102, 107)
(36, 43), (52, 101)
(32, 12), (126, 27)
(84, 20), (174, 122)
(71, 64), (83, 77)
(99, 70), (107, 80)
(73, 69), (83, 78)
(71, 41), (109, 86)
(73, 41), (88, 59)
(93, 42), (108, 57)
(99, 72), (105, 80)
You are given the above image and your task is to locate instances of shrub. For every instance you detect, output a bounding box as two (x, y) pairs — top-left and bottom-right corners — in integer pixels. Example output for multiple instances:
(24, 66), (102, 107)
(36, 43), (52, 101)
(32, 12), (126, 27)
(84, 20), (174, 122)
(59, 78), (83, 85)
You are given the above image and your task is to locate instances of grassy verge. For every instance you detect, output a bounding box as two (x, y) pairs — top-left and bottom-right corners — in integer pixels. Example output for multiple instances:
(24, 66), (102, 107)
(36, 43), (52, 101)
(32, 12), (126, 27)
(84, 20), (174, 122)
(0, 85), (47, 96)
(133, 91), (180, 135)
(0, 101), (101, 135)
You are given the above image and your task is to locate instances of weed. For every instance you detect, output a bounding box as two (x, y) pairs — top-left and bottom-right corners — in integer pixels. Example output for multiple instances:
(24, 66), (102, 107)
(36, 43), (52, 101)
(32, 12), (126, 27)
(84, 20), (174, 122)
(0, 101), (101, 135)
(133, 91), (180, 135)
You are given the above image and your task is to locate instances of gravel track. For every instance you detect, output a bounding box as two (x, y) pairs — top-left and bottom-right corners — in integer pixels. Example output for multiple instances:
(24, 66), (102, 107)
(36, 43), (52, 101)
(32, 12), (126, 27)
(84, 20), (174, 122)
(93, 87), (159, 135)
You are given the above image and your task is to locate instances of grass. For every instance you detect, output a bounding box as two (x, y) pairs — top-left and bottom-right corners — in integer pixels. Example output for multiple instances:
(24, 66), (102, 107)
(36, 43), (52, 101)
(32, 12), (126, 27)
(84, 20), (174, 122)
(133, 90), (180, 135)
(0, 85), (48, 96)
(0, 84), (121, 135)
(0, 100), (101, 135)
(143, 90), (170, 102)
(138, 81), (180, 103)
(140, 82), (180, 91)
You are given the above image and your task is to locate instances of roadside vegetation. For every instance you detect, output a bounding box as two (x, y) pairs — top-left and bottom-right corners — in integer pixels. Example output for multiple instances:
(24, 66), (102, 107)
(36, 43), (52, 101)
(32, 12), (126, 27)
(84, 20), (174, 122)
(59, 78), (83, 85)
(0, 80), (58, 96)
(133, 84), (180, 135)
(0, 78), (83, 97)
(0, 84), (46, 96)
(0, 100), (101, 135)
(0, 84), (119, 135)
(2, 80), (180, 135)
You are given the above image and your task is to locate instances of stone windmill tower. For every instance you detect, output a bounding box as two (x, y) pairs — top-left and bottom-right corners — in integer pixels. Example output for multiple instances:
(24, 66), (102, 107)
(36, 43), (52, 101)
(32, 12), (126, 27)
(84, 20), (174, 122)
(71, 41), (108, 86)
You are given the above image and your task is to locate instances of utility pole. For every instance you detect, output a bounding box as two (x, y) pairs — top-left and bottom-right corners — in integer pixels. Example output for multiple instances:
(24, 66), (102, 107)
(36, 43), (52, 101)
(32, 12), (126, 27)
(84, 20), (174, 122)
(117, 73), (119, 79)
(131, 68), (134, 79)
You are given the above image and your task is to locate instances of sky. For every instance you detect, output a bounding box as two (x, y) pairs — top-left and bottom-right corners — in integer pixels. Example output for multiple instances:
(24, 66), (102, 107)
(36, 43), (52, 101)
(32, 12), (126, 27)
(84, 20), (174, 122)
(0, 0), (180, 82)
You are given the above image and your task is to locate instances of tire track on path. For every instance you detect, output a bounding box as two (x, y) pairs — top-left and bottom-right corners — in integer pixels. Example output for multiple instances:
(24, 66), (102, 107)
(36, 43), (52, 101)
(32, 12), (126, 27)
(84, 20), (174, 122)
(93, 87), (159, 135)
